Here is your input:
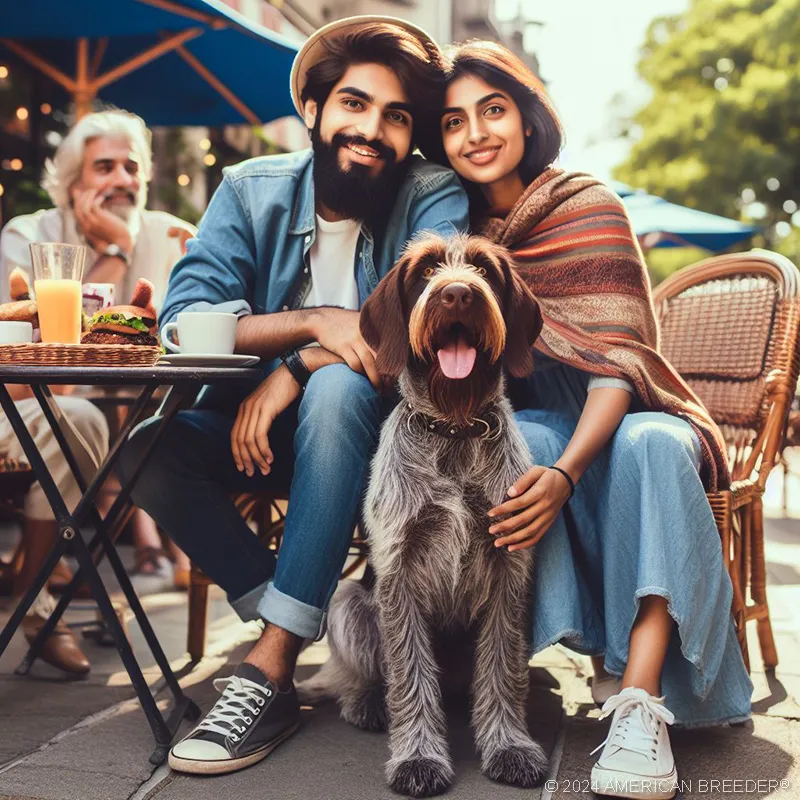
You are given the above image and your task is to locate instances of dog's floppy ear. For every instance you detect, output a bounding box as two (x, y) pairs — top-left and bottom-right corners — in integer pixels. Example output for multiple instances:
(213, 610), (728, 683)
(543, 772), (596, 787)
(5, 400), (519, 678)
(500, 251), (543, 378)
(360, 256), (410, 380)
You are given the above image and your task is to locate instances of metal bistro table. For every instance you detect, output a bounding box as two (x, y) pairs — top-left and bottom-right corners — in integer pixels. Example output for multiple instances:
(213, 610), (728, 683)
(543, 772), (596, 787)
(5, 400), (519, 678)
(0, 364), (260, 764)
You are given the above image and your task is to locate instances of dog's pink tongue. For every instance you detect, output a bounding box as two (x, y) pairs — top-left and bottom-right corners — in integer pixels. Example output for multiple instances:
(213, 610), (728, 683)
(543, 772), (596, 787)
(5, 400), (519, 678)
(437, 334), (477, 379)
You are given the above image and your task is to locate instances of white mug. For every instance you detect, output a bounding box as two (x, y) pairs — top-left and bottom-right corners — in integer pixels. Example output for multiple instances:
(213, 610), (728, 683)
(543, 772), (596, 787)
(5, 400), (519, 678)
(162, 311), (237, 355)
(0, 321), (33, 344)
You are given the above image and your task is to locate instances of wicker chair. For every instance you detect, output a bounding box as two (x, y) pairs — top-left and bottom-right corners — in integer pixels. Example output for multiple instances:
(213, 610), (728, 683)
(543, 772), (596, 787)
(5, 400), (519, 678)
(186, 492), (368, 661)
(653, 249), (800, 672)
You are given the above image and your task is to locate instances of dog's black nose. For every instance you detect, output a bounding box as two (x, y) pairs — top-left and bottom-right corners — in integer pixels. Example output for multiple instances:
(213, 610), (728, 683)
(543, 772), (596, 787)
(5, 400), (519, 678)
(441, 282), (473, 310)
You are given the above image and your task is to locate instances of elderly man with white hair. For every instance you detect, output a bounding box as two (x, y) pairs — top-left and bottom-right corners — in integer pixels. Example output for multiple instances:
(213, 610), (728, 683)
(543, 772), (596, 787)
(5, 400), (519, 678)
(2, 108), (195, 307)
(0, 109), (195, 675)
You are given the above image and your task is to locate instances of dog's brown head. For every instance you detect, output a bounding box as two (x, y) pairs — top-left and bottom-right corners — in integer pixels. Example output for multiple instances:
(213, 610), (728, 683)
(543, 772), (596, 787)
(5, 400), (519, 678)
(361, 233), (542, 423)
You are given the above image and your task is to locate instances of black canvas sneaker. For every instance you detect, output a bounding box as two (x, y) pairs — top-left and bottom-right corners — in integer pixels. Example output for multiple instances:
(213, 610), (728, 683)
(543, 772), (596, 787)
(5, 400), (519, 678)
(169, 663), (300, 775)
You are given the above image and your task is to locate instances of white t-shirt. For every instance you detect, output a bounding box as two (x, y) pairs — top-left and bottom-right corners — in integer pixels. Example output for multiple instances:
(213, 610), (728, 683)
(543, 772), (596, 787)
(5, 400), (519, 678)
(0, 207), (195, 309)
(301, 214), (360, 310)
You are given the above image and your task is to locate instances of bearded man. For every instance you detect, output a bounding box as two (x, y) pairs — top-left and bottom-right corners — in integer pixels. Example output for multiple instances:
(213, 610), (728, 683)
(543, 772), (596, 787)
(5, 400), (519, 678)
(0, 110), (195, 675)
(121, 16), (468, 776)
(1, 109), (194, 307)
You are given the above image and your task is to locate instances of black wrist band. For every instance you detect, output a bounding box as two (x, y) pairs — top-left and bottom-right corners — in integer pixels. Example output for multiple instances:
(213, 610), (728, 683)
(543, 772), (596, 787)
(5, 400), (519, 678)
(549, 466), (576, 499)
(281, 349), (312, 391)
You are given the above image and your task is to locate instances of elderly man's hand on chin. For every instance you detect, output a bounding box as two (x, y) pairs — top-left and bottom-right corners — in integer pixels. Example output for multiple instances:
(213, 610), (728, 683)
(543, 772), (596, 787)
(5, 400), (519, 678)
(71, 186), (133, 257)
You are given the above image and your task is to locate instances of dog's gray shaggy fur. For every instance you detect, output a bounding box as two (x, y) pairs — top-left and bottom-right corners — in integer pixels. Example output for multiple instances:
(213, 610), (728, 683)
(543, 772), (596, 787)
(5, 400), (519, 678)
(300, 234), (548, 797)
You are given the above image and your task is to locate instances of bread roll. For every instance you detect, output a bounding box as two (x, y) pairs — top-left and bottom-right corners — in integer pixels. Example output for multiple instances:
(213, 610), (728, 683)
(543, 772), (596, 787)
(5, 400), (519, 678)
(9, 267), (32, 301)
(0, 300), (38, 323)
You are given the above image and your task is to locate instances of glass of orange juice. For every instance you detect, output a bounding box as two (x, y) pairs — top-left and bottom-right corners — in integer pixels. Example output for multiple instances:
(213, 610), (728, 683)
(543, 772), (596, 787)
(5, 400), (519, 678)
(29, 243), (87, 344)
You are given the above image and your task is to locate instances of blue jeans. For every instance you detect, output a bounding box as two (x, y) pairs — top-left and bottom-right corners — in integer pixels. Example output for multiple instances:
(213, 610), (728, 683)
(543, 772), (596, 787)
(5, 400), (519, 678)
(120, 364), (382, 640)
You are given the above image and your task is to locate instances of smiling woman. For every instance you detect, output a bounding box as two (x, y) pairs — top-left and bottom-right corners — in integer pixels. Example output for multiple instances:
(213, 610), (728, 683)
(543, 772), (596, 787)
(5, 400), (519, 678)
(428, 37), (754, 800)
(430, 41), (563, 209)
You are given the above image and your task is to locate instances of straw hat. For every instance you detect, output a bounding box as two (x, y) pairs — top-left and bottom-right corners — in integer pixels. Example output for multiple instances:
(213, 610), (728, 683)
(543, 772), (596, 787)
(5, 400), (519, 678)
(289, 15), (441, 118)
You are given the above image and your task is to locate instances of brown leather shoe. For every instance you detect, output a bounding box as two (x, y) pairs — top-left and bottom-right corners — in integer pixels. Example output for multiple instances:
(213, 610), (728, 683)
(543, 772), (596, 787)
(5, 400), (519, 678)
(23, 612), (91, 676)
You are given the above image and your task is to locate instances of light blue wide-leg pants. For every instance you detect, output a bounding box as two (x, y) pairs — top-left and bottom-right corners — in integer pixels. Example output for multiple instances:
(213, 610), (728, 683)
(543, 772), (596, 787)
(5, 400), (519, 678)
(515, 365), (752, 726)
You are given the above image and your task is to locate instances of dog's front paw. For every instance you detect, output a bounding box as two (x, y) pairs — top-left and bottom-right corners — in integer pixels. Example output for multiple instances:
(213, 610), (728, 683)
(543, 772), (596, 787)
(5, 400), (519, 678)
(388, 757), (453, 797)
(340, 687), (388, 732)
(483, 743), (548, 788)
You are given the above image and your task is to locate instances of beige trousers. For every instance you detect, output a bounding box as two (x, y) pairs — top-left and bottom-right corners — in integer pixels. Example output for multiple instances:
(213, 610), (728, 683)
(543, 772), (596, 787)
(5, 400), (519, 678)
(0, 396), (109, 521)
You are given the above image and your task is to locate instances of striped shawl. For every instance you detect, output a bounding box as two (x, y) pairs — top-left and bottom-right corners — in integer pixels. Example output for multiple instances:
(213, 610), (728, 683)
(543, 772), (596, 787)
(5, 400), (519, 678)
(476, 167), (730, 491)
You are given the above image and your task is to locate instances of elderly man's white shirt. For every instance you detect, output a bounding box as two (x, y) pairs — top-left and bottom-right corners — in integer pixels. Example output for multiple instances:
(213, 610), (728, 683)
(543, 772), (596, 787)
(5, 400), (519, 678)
(0, 207), (195, 308)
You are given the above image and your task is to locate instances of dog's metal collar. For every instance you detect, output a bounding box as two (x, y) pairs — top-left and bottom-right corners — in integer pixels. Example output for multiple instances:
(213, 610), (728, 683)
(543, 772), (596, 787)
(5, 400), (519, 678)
(406, 403), (501, 441)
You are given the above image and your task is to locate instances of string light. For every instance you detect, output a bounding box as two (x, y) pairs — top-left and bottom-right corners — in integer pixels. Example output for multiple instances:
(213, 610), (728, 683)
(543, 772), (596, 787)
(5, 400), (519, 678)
(0, 183), (4, 198)
(10, 159), (23, 171)
(177, 173), (191, 186)
(16, 107), (29, 121)
(203, 154), (216, 167)
(199, 138), (211, 150)
(0, 66), (8, 79)
(40, 103), (52, 114)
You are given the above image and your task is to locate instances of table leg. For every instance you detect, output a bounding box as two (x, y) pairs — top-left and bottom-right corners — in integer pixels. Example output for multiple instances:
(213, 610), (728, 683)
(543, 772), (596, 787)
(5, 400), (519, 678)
(28, 387), (199, 703)
(0, 386), (79, 655)
(2, 382), (202, 764)
(16, 384), (159, 671)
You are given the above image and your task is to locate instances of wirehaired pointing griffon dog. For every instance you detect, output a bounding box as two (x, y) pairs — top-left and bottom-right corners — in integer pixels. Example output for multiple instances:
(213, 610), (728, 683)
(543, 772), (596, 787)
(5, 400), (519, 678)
(301, 233), (545, 797)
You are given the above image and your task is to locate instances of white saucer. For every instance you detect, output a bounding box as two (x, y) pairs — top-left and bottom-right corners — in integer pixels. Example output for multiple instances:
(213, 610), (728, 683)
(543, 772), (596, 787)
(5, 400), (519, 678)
(157, 353), (261, 368)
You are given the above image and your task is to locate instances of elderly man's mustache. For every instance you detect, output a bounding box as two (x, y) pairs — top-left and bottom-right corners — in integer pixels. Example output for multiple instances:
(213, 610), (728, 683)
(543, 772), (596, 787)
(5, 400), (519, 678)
(103, 189), (136, 204)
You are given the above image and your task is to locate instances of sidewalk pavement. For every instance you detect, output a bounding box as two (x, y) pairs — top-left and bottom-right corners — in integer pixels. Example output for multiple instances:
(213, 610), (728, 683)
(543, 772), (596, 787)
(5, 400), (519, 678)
(1, 467), (799, 800)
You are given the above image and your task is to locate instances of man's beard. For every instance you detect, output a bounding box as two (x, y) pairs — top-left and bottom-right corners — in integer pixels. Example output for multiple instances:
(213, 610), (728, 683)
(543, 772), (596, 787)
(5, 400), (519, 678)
(103, 190), (142, 240)
(311, 121), (411, 231)
(102, 189), (138, 221)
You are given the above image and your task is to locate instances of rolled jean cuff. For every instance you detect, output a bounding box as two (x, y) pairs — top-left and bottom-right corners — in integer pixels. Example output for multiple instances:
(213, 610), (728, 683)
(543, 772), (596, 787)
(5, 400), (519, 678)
(257, 581), (326, 641)
(229, 579), (272, 623)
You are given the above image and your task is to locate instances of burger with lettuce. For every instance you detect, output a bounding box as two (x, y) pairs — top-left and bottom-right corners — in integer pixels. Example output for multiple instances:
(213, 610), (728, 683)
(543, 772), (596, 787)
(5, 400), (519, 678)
(82, 278), (159, 347)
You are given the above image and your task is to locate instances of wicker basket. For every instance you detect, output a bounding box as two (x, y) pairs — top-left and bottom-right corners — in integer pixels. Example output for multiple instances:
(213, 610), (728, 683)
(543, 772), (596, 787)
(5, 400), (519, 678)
(0, 342), (161, 367)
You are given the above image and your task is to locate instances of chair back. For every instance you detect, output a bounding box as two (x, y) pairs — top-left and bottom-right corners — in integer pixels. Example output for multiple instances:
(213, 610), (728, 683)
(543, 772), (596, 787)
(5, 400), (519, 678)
(653, 250), (800, 486)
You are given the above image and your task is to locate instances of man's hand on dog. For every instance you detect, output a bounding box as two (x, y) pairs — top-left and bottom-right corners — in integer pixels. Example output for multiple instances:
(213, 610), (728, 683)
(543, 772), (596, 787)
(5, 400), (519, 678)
(231, 364), (300, 476)
(311, 308), (381, 389)
(487, 466), (573, 552)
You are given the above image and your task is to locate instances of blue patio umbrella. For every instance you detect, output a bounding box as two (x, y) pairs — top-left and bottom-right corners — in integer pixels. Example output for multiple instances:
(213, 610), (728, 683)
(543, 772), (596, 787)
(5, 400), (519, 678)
(622, 192), (760, 252)
(0, 0), (299, 126)
(608, 181), (758, 250)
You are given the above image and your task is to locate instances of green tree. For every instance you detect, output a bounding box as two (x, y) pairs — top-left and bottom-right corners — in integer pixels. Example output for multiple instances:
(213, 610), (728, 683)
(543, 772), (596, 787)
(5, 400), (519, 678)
(614, 0), (799, 231)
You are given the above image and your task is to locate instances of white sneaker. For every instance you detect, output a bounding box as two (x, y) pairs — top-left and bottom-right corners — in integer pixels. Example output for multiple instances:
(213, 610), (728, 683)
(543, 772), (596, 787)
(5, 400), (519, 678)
(590, 687), (677, 799)
(591, 673), (623, 706)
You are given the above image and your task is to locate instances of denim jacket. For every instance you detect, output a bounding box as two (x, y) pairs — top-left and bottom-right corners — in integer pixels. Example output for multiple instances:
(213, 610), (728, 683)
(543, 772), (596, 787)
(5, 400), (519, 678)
(160, 148), (469, 334)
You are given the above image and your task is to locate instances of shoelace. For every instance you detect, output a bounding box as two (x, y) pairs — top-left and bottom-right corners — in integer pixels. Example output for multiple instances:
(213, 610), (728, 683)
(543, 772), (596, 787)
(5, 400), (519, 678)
(195, 676), (272, 742)
(590, 691), (675, 760)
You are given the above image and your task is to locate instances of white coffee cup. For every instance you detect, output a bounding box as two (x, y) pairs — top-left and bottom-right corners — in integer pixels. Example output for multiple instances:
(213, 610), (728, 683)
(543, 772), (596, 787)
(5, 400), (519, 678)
(0, 321), (33, 344)
(162, 312), (237, 355)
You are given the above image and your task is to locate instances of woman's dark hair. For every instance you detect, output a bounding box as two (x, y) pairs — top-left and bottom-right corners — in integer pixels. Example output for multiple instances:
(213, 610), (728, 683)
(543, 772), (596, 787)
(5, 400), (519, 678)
(421, 40), (564, 190)
(301, 23), (445, 146)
